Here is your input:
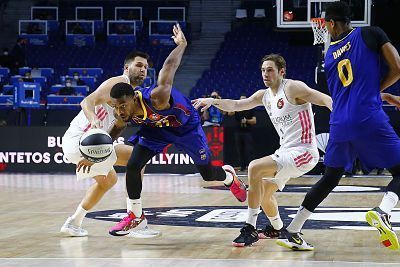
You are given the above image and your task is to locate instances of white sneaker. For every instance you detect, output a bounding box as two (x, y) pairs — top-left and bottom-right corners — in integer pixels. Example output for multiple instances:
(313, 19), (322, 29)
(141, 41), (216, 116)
(276, 228), (314, 251)
(60, 217), (88, 237)
(128, 226), (162, 239)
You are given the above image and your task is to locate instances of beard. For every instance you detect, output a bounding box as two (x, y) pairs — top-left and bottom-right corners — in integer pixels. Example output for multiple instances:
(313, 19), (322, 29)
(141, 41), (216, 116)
(128, 70), (145, 86)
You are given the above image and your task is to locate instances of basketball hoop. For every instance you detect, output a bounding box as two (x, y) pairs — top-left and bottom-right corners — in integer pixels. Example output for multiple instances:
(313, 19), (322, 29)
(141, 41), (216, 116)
(310, 18), (329, 45)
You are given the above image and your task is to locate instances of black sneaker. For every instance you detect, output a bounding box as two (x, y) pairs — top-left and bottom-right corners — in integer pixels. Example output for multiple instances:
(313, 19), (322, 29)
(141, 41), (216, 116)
(276, 228), (314, 251)
(257, 224), (282, 239)
(232, 223), (259, 247)
(366, 207), (399, 250)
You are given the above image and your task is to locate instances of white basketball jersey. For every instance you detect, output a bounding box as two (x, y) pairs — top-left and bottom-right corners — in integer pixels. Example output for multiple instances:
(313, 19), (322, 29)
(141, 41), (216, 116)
(70, 103), (116, 133)
(69, 75), (130, 133)
(262, 79), (317, 149)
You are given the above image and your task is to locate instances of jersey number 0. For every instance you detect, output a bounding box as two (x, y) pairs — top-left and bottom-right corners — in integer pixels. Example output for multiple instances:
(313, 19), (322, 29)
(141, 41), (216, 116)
(337, 59), (354, 87)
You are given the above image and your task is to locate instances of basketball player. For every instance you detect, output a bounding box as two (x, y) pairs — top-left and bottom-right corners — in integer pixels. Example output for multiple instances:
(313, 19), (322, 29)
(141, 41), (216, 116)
(192, 54), (332, 247)
(277, 1), (400, 251)
(107, 24), (246, 236)
(60, 50), (158, 237)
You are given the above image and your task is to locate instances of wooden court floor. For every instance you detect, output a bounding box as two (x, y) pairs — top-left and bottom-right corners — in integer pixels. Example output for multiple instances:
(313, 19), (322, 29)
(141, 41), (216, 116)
(0, 173), (399, 267)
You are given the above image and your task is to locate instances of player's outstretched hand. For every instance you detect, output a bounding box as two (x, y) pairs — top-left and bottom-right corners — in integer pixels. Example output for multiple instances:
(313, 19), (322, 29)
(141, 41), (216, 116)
(171, 23), (187, 46)
(192, 98), (214, 112)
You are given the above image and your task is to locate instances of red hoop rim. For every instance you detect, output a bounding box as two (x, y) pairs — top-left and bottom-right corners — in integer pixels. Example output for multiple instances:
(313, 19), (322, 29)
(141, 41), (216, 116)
(311, 18), (326, 28)
(311, 18), (325, 22)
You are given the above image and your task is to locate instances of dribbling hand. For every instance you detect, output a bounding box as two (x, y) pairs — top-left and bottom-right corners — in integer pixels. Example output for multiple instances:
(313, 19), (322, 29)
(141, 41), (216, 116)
(191, 98), (214, 112)
(76, 158), (94, 174)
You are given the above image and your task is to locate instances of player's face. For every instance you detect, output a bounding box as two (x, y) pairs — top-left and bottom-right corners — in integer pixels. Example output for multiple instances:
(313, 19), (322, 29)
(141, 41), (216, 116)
(111, 95), (136, 122)
(326, 20), (336, 39)
(125, 57), (149, 85)
(261, 61), (284, 88)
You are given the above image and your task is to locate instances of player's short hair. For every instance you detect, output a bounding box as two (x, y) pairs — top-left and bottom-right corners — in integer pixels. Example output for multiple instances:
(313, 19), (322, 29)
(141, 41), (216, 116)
(260, 54), (286, 72)
(110, 82), (135, 99)
(325, 1), (351, 24)
(124, 51), (150, 65)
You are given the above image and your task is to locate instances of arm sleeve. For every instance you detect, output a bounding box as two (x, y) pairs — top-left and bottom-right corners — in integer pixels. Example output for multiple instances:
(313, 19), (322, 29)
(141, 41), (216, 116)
(361, 26), (391, 53)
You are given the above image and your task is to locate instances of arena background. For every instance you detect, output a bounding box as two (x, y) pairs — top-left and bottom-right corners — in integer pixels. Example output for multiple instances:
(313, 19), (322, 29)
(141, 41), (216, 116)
(0, 0), (399, 174)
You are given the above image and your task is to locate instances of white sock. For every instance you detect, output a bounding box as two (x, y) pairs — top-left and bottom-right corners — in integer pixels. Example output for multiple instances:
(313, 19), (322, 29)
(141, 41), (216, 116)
(71, 205), (87, 227)
(246, 207), (259, 228)
(287, 206), (312, 233)
(379, 191), (399, 215)
(223, 167), (234, 186)
(267, 213), (284, 230)
(127, 197), (142, 217)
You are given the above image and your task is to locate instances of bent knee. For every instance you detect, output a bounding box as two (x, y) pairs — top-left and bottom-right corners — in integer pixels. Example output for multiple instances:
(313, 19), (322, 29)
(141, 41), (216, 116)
(96, 175), (117, 190)
(248, 160), (276, 180)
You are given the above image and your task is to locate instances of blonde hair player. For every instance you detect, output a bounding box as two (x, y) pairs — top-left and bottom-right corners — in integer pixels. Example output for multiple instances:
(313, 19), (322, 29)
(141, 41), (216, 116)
(60, 51), (159, 238)
(193, 53), (332, 247)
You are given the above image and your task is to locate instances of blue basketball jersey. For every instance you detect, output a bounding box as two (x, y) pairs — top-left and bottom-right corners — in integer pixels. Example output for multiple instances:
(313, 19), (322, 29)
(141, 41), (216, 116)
(127, 85), (212, 164)
(324, 27), (389, 141)
(130, 85), (201, 136)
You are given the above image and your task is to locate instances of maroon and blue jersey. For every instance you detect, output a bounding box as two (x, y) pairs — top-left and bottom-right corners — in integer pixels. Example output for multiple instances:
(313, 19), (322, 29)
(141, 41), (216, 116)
(128, 85), (211, 165)
(130, 85), (201, 132)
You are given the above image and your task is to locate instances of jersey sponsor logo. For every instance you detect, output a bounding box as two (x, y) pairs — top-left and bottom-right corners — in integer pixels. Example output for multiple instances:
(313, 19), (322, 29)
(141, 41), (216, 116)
(277, 98), (284, 109)
(87, 206), (400, 230)
(270, 114), (292, 127)
(149, 113), (161, 121)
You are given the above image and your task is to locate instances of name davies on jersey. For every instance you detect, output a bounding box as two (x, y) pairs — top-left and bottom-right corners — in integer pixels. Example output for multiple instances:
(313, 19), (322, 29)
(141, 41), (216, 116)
(333, 41), (351, 59)
(270, 114), (293, 127)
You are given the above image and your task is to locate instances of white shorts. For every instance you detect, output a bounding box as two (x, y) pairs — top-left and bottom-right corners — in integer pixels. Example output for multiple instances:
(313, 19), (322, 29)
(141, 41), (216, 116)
(267, 146), (319, 191)
(62, 127), (118, 180)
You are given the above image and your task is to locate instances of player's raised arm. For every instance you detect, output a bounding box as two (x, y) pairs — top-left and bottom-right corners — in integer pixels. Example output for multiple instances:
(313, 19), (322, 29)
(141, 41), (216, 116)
(290, 80), (333, 111)
(192, 90), (265, 112)
(151, 23), (187, 109)
(81, 76), (128, 128)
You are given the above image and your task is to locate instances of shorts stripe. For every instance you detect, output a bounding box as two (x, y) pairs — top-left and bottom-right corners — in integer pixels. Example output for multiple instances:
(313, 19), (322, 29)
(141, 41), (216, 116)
(299, 111), (312, 144)
(294, 151), (313, 167)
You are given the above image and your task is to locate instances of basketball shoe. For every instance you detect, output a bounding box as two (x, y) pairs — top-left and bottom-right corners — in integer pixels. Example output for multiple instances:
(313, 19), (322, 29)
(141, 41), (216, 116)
(258, 224), (282, 239)
(366, 207), (399, 250)
(109, 212), (161, 238)
(222, 165), (247, 202)
(276, 228), (314, 251)
(232, 223), (259, 247)
(60, 217), (88, 237)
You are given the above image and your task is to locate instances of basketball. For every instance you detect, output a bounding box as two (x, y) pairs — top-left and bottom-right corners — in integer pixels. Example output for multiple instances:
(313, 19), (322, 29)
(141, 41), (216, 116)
(283, 11), (294, 21)
(79, 129), (113, 163)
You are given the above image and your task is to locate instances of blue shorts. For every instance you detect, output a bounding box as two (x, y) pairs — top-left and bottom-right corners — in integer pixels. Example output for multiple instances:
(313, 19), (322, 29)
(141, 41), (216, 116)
(128, 124), (211, 165)
(325, 121), (400, 172)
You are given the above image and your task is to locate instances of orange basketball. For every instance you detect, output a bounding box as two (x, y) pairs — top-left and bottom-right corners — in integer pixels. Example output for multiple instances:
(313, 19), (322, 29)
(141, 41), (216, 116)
(283, 11), (294, 21)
